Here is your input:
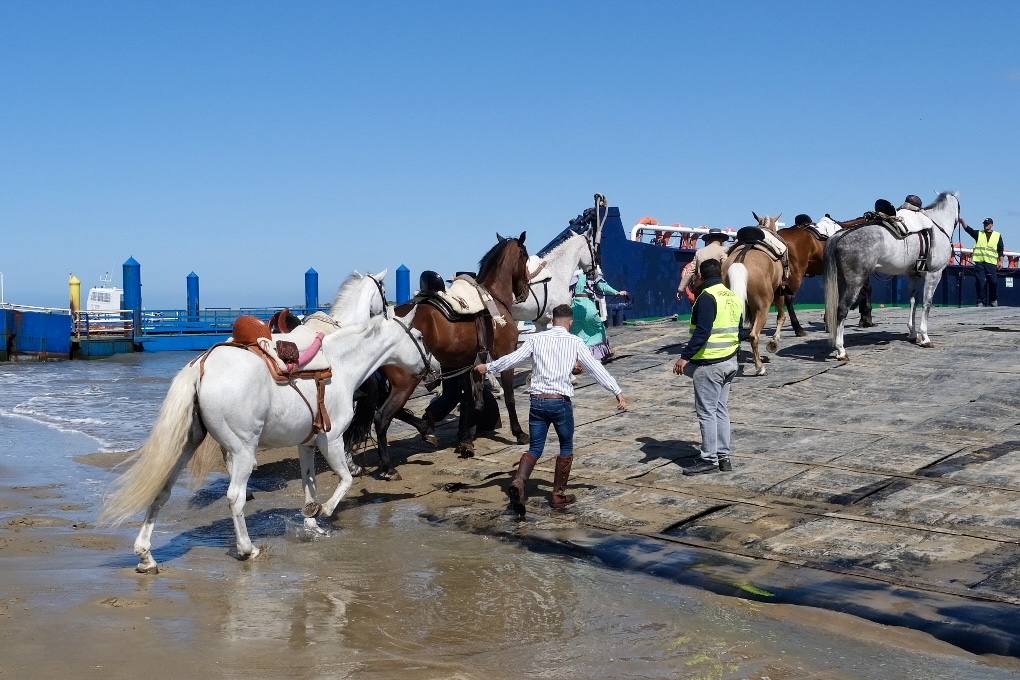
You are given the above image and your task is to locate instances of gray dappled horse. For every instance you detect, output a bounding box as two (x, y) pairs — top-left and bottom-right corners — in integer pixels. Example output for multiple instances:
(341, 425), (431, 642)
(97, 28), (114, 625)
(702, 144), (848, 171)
(824, 192), (960, 361)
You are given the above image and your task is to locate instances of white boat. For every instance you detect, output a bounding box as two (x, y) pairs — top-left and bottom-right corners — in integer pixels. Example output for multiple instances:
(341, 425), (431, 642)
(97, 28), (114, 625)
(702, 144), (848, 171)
(86, 273), (124, 313)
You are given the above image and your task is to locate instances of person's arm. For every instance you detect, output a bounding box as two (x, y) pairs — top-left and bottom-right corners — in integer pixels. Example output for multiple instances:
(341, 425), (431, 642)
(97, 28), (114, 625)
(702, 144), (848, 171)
(479, 339), (533, 375)
(596, 280), (620, 296)
(680, 294), (717, 360)
(997, 235), (1004, 258)
(962, 225), (980, 241)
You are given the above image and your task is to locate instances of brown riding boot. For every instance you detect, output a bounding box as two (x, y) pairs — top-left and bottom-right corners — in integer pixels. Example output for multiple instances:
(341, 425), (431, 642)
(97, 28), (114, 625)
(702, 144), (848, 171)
(550, 455), (577, 509)
(508, 453), (539, 517)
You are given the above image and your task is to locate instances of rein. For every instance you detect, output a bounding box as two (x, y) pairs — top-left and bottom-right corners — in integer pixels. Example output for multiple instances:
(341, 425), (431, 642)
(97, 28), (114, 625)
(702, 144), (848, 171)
(368, 274), (389, 320)
(392, 317), (439, 384)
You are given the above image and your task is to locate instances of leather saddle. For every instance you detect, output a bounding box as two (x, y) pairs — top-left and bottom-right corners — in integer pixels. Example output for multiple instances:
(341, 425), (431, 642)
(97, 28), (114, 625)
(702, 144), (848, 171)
(730, 226), (787, 261)
(835, 199), (911, 238)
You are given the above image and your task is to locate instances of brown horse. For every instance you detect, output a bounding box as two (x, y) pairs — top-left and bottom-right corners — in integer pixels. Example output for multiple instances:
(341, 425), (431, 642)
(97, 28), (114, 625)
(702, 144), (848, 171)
(769, 218), (873, 353)
(723, 216), (783, 376)
(370, 233), (531, 479)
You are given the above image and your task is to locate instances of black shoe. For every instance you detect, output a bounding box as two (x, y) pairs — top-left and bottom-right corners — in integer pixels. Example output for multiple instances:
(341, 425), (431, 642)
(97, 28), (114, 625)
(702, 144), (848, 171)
(718, 459), (732, 472)
(682, 460), (719, 476)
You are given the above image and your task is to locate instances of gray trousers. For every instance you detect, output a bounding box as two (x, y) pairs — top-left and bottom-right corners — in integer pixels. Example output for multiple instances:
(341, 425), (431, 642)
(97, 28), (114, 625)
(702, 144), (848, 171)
(684, 356), (737, 463)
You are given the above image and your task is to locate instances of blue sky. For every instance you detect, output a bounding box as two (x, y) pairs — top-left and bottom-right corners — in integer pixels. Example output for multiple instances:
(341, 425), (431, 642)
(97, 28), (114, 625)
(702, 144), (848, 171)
(2, 2), (1017, 308)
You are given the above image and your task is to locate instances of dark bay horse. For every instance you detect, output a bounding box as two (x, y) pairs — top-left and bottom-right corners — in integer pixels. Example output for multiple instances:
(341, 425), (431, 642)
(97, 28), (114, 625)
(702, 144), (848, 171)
(768, 220), (873, 354)
(369, 233), (531, 479)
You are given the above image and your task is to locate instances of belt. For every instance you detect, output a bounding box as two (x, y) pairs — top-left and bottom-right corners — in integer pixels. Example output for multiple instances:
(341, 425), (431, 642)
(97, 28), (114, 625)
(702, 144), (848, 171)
(532, 393), (570, 400)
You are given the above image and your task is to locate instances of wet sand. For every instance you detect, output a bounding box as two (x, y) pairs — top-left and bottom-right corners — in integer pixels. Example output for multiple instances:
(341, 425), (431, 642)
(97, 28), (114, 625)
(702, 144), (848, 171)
(1, 433), (1018, 679)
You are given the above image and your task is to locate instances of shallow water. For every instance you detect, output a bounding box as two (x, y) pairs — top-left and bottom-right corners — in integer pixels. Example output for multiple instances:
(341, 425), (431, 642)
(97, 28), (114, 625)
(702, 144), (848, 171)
(1, 354), (1016, 679)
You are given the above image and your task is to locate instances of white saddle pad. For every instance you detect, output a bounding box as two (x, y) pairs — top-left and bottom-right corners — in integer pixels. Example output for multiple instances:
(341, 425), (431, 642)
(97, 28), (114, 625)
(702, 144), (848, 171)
(527, 255), (553, 284)
(896, 209), (935, 236)
(437, 278), (486, 315)
(760, 229), (788, 257)
(302, 311), (343, 336)
(814, 216), (841, 238)
(257, 325), (331, 372)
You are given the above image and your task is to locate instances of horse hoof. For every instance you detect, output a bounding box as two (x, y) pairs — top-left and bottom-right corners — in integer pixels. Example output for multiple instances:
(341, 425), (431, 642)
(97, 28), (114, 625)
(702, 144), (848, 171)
(302, 502), (323, 519)
(423, 434), (439, 447)
(755, 367), (767, 376)
(349, 464), (365, 477)
(766, 341), (779, 354)
(515, 432), (530, 445)
(380, 470), (402, 481)
(837, 355), (849, 363)
(455, 445), (475, 459)
(795, 329), (807, 338)
(135, 563), (159, 575)
(918, 341), (933, 348)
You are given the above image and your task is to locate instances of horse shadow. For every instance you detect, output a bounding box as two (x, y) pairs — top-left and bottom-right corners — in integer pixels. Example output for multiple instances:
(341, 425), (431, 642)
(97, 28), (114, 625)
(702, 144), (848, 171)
(635, 436), (701, 466)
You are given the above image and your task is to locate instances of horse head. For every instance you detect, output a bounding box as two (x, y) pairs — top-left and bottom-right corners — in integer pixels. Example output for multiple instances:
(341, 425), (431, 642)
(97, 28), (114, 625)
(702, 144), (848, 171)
(479, 231), (530, 303)
(752, 211), (782, 234)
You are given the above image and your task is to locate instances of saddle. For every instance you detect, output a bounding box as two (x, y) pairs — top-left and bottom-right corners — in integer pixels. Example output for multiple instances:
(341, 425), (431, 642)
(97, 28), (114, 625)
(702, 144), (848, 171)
(428, 275), (508, 327)
(269, 307), (302, 334)
(526, 255), (553, 284)
(194, 315), (333, 443)
(729, 226), (788, 261)
(810, 216), (842, 240)
(834, 199), (934, 272)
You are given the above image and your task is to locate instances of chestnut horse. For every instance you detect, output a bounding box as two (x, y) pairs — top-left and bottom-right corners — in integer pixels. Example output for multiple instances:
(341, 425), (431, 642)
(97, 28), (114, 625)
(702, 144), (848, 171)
(371, 233), (531, 479)
(769, 219), (873, 353)
(723, 216), (784, 376)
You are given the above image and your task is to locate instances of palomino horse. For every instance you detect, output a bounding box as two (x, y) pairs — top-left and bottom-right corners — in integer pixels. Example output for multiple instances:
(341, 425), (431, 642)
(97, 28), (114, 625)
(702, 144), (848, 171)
(370, 234), (532, 478)
(825, 192), (960, 361)
(768, 219), (874, 353)
(102, 314), (439, 570)
(723, 214), (784, 376)
(513, 231), (597, 329)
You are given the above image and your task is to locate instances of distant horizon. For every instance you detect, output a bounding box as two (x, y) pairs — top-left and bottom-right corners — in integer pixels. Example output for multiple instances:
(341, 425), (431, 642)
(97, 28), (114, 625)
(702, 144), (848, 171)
(2, 2), (1017, 308)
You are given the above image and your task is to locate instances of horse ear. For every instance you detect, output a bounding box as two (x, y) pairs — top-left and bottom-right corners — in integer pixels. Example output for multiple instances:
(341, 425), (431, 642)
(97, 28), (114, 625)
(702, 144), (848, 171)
(496, 232), (506, 243)
(353, 270), (362, 277)
(776, 212), (782, 221)
(518, 230), (527, 244)
(751, 211), (760, 223)
(375, 268), (388, 280)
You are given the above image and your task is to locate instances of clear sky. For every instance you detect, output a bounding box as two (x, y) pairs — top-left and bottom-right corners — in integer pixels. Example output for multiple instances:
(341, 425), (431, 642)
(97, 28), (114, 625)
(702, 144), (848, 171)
(2, 2), (1017, 308)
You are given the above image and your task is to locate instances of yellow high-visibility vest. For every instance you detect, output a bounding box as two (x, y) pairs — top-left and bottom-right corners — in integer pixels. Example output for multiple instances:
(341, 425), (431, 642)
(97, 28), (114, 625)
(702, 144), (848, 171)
(973, 231), (1001, 265)
(689, 283), (743, 361)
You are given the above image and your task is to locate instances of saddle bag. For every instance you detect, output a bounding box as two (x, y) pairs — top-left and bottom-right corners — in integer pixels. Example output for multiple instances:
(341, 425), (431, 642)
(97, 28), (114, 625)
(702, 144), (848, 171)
(276, 340), (300, 364)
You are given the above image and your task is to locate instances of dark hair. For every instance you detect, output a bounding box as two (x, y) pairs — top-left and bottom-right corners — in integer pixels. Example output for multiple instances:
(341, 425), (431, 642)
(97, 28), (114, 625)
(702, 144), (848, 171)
(552, 304), (573, 320)
(699, 258), (722, 279)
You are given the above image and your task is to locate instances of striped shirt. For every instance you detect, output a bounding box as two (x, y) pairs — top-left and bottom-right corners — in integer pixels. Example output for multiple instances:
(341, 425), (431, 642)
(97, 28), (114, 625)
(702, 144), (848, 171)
(486, 326), (622, 398)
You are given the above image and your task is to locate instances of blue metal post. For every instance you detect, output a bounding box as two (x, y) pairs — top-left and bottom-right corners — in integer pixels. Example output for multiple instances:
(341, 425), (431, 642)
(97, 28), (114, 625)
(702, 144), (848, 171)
(186, 272), (200, 322)
(123, 257), (142, 336)
(305, 268), (319, 312)
(396, 264), (411, 304)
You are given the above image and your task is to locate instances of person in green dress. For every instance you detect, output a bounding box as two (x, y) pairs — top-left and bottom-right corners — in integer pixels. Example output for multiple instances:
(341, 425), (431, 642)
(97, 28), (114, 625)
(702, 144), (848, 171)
(570, 267), (629, 362)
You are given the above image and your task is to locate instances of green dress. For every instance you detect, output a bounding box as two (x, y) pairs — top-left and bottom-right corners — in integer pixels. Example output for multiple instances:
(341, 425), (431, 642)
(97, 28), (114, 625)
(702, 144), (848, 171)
(571, 271), (620, 361)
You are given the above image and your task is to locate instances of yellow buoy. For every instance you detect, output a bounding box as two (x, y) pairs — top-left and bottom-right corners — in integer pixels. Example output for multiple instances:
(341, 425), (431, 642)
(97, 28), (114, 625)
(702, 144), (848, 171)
(69, 274), (81, 313)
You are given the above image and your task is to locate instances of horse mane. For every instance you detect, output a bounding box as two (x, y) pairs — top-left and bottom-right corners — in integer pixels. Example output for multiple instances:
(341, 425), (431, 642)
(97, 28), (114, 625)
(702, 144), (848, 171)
(925, 191), (958, 210)
(329, 273), (367, 315)
(537, 230), (585, 259)
(478, 239), (522, 280)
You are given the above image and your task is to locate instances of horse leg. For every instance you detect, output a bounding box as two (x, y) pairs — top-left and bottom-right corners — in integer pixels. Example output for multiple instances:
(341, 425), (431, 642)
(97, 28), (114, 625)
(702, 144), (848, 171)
(833, 272), (865, 362)
(767, 294), (786, 354)
(225, 445), (259, 560)
(906, 275), (922, 341)
(297, 443), (328, 534)
(501, 369), (528, 444)
(917, 273), (941, 348)
(133, 421), (203, 574)
(454, 383), (479, 458)
(857, 282), (876, 327)
(750, 308), (768, 376)
(786, 294), (807, 337)
(318, 435), (355, 521)
(373, 378), (420, 481)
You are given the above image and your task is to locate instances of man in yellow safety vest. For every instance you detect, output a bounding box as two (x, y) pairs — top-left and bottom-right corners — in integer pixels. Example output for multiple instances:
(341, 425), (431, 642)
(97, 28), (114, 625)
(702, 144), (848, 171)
(961, 217), (1005, 307)
(673, 258), (743, 475)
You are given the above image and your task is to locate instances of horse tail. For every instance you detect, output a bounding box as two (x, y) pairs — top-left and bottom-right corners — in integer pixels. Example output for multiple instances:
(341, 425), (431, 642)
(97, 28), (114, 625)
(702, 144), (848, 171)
(728, 262), (749, 307)
(824, 235), (841, 347)
(344, 373), (385, 451)
(101, 362), (202, 525)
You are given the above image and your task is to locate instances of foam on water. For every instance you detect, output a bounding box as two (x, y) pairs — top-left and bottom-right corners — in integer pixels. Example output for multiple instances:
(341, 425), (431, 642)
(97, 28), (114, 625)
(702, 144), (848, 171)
(0, 351), (200, 454)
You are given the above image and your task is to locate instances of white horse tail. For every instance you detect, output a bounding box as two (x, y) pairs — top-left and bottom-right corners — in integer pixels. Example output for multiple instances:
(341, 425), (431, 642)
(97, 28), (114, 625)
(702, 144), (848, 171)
(824, 236), (840, 347)
(728, 263), (748, 306)
(101, 362), (202, 525)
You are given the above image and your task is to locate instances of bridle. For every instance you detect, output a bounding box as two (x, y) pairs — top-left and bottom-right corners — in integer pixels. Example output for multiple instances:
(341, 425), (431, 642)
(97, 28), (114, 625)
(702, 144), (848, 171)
(392, 316), (439, 383)
(368, 274), (389, 320)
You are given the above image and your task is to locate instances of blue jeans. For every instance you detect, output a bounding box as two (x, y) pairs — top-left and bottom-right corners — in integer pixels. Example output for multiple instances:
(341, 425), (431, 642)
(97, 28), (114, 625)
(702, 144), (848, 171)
(528, 397), (574, 459)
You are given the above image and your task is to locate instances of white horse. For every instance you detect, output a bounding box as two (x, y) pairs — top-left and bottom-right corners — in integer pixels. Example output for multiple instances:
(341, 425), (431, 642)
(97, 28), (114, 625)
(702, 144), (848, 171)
(102, 313), (439, 572)
(825, 192), (960, 360)
(305, 269), (388, 331)
(513, 232), (597, 330)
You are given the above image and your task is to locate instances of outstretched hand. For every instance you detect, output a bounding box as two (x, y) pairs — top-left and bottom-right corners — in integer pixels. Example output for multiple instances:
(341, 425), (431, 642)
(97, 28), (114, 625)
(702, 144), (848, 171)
(616, 394), (628, 412)
(475, 363), (488, 375)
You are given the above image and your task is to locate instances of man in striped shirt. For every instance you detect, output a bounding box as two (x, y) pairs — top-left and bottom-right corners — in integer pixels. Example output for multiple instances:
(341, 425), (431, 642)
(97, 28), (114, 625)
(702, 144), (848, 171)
(477, 304), (628, 517)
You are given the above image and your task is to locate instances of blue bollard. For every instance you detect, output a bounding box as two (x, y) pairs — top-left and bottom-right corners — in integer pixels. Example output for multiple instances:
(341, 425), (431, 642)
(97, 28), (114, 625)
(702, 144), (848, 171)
(122, 257), (142, 337)
(396, 264), (410, 304)
(186, 272), (200, 322)
(305, 268), (319, 312)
